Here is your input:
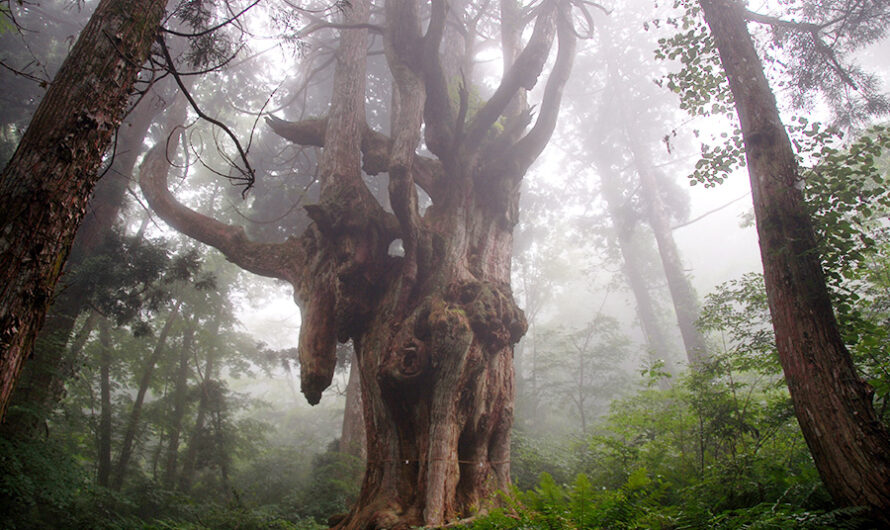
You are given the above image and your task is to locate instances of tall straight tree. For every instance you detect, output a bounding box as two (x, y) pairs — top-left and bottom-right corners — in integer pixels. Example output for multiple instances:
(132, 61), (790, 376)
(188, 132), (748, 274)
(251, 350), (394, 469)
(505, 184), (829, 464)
(4, 92), (165, 436)
(0, 0), (167, 421)
(698, 0), (890, 519)
(142, 0), (576, 525)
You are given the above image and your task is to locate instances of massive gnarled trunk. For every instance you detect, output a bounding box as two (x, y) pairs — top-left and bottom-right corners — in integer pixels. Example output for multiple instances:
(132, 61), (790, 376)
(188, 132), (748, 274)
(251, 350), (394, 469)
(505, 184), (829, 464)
(0, 0), (167, 421)
(141, 0), (575, 526)
(699, 0), (890, 520)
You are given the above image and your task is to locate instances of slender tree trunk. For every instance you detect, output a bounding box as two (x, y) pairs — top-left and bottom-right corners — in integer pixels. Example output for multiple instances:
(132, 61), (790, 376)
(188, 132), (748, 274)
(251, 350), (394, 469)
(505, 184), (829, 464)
(629, 141), (708, 367)
(96, 317), (113, 488)
(179, 319), (218, 492)
(211, 406), (232, 499)
(178, 378), (208, 492)
(0, 0), (167, 421)
(596, 159), (676, 370)
(699, 0), (890, 520)
(587, 52), (679, 374)
(111, 301), (181, 491)
(339, 351), (366, 459)
(577, 342), (587, 434)
(163, 321), (193, 489)
(68, 311), (101, 370)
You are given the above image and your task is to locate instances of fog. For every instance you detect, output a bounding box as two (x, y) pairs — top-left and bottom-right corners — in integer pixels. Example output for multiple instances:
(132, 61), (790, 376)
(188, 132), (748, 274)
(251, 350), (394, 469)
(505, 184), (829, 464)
(2, 0), (889, 527)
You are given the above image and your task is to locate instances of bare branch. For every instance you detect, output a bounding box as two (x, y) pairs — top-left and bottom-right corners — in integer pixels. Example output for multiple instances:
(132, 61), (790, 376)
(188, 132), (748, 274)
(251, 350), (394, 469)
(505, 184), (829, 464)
(266, 115), (445, 202)
(420, 0), (459, 158)
(158, 36), (256, 193)
(508, 6), (576, 173)
(743, 8), (858, 89)
(296, 21), (385, 38)
(265, 115), (328, 146)
(463, 0), (558, 151)
(383, 0), (426, 286)
(140, 125), (304, 284)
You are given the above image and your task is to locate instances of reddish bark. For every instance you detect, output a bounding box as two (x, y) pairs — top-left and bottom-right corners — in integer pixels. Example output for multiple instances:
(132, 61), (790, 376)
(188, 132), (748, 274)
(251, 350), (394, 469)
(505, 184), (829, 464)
(141, 0), (575, 526)
(0, 0), (167, 421)
(700, 0), (890, 520)
(4, 94), (163, 435)
(339, 352), (366, 460)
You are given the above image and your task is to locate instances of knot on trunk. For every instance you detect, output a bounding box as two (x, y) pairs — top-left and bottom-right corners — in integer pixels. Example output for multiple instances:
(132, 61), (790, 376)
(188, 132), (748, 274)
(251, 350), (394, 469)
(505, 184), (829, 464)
(447, 281), (527, 351)
(380, 337), (430, 385)
(361, 134), (390, 175)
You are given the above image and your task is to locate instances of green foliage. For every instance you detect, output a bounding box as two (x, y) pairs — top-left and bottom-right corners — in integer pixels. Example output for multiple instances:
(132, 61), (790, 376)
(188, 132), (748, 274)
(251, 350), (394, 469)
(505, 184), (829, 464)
(653, 0), (732, 119)
(470, 363), (873, 528)
(510, 430), (575, 491)
(288, 445), (363, 521)
(803, 125), (890, 295)
(467, 469), (667, 529)
(697, 125), (890, 414)
(0, 436), (87, 528)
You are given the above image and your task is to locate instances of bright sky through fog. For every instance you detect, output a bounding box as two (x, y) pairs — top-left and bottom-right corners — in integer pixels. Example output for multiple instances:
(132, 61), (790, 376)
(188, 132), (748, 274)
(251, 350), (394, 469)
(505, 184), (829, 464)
(221, 0), (887, 351)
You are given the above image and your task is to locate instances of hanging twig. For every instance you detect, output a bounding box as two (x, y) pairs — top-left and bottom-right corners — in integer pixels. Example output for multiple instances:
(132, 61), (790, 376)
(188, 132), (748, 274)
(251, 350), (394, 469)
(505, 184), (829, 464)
(162, 0), (263, 38)
(157, 35), (256, 194)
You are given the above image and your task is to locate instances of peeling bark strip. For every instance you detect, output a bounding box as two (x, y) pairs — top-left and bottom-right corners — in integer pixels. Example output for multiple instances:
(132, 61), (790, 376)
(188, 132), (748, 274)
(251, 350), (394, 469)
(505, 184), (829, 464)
(699, 0), (890, 521)
(0, 0), (167, 421)
(140, 0), (575, 526)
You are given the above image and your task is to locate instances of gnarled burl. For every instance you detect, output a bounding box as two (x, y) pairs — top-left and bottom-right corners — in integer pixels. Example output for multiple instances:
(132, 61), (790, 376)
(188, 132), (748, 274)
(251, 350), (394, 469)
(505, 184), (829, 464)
(141, 0), (576, 527)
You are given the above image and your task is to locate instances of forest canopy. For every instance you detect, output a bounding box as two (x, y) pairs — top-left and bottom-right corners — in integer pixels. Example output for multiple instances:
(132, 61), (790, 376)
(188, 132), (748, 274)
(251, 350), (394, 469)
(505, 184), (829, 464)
(1, 0), (889, 528)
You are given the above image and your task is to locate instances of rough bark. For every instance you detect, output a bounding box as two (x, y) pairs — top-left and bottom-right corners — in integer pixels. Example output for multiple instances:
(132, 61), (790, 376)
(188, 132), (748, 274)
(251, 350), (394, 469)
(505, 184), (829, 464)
(141, 0), (575, 525)
(97, 316), (113, 488)
(699, 0), (890, 520)
(0, 0), (167, 421)
(3, 95), (162, 435)
(111, 301), (181, 491)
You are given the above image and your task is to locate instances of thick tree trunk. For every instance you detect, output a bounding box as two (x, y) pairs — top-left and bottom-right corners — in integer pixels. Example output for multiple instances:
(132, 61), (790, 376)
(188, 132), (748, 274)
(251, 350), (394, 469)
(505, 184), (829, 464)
(111, 301), (181, 491)
(700, 0), (890, 520)
(163, 321), (193, 489)
(0, 0), (166, 422)
(4, 97), (160, 435)
(96, 317), (113, 488)
(342, 224), (525, 527)
(141, 0), (574, 524)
